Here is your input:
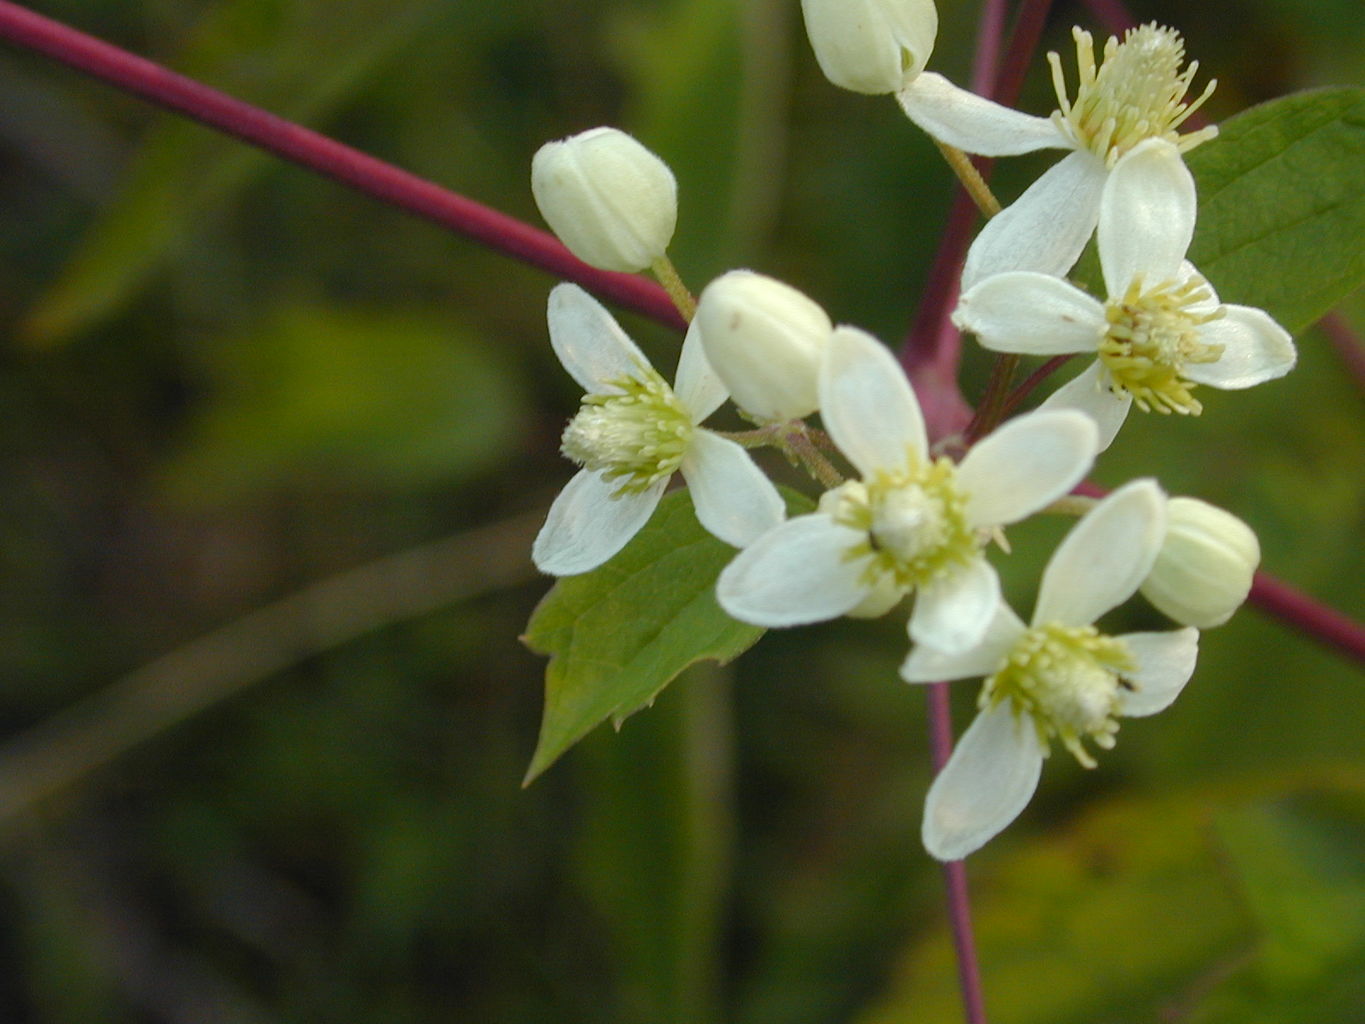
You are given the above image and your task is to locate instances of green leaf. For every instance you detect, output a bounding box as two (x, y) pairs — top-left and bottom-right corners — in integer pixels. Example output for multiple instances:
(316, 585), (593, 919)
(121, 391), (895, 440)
(522, 488), (811, 785)
(22, 0), (439, 347)
(1188, 87), (1365, 336)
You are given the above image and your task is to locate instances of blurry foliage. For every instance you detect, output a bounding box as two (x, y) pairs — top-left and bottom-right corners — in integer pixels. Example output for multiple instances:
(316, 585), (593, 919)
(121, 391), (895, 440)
(0, 1), (1360, 1023)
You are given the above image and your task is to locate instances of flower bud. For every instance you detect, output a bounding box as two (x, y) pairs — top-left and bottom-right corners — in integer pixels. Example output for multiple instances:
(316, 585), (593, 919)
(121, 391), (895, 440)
(801, 0), (938, 95)
(695, 270), (833, 422)
(531, 127), (677, 273)
(1140, 497), (1260, 628)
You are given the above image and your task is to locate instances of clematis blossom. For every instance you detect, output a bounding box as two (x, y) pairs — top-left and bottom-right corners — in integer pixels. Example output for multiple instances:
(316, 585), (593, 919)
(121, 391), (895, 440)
(533, 284), (784, 576)
(902, 480), (1200, 861)
(898, 23), (1218, 288)
(717, 325), (1098, 653)
(953, 137), (1296, 450)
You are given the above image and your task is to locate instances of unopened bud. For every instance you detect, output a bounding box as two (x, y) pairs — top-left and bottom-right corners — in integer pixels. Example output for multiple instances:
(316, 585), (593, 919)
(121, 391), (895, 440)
(695, 270), (833, 422)
(531, 127), (677, 272)
(801, 0), (939, 95)
(1140, 497), (1260, 628)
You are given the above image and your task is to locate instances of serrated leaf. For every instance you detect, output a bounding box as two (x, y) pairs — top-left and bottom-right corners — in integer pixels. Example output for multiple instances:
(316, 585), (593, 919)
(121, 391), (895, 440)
(1188, 87), (1365, 336)
(522, 488), (811, 785)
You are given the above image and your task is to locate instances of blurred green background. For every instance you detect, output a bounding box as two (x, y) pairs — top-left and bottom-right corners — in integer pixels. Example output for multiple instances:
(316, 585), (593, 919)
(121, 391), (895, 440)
(0, 0), (1361, 1021)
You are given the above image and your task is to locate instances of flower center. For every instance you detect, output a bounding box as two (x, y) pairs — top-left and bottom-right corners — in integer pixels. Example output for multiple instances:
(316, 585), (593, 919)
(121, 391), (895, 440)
(982, 623), (1136, 768)
(560, 368), (694, 494)
(1099, 274), (1225, 414)
(1048, 23), (1217, 165)
(825, 457), (976, 589)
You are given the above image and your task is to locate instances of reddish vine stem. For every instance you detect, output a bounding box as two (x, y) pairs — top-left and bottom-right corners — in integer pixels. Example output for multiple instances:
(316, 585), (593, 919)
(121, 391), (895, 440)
(915, 2), (1046, 1023)
(0, 0), (686, 334)
(926, 681), (990, 1024)
(0, 9), (1357, 665)
(1318, 311), (1365, 398)
(900, 0), (1056, 442)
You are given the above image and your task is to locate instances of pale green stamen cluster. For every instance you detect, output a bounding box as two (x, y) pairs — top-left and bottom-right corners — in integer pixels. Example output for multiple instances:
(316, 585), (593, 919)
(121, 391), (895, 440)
(1049, 23), (1218, 166)
(560, 369), (693, 494)
(1099, 274), (1225, 414)
(829, 457), (976, 589)
(982, 623), (1137, 768)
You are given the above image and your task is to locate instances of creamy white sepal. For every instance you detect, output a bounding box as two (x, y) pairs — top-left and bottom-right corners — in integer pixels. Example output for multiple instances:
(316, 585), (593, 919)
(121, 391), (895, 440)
(716, 514), (872, 627)
(896, 72), (1061, 155)
(1182, 306), (1297, 389)
(680, 430), (785, 548)
(672, 318), (728, 422)
(955, 272), (1105, 355)
(1114, 628), (1200, 717)
(1098, 139), (1197, 295)
(909, 558), (1002, 653)
(1038, 362), (1132, 453)
(820, 326), (926, 478)
(802, 0), (938, 94)
(956, 410), (1098, 527)
(901, 602), (1026, 683)
(547, 283), (650, 392)
(922, 701), (1046, 861)
(532, 469), (667, 576)
(1034, 479), (1166, 628)
(962, 150), (1108, 289)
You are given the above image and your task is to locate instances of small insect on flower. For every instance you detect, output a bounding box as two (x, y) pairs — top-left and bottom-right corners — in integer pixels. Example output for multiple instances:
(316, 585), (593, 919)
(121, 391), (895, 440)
(902, 480), (1200, 861)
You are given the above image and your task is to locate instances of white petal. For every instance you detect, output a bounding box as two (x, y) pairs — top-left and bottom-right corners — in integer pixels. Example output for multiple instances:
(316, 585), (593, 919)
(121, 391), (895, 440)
(1033, 479), (1167, 627)
(1184, 307), (1297, 389)
(680, 430), (785, 548)
(716, 514), (872, 627)
(547, 283), (651, 392)
(1038, 361), (1132, 453)
(955, 272), (1106, 355)
(896, 73), (1063, 156)
(922, 701), (1045, 861)
(957, 410), (1098, 526)
(672, 317), (729, 422)
(1098, 139), (1197, 296)
(1115, 628), (1200, 717)
(962, 151), (1109, 290)
(901, 601), (1027, 683)
(820, 326), (927, 478)
(532, 469), (666, 576)
(909, 557), (1002, 653)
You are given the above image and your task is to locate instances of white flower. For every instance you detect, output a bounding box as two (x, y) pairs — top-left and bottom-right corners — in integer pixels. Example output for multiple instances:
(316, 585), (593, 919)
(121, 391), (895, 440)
(898, 23), (1218, 288)
(902, 480), (1200, 861)
(801, 0), (938, 95)
(533, 284), (784, 575)
(695, 270), (833, 422)
(1141, 496), (1259, 628)
(531, 128), (677, 273)
(716, 325), (1098, 652)
(953, 138), (1296, 450)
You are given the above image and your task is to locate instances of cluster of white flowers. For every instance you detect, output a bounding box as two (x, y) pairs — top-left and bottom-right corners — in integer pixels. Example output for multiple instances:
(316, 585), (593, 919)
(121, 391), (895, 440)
(527, 2), (1292, 861)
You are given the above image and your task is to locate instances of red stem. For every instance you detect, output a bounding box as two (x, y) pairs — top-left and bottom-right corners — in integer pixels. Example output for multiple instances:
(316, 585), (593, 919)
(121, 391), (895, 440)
(1248, 572), (1365, 664)
(0, 5), (1358, 662)
(1318, 311), (1365, 398)
(0, 1), (685, 333)
(926, 682), (990, 1024)
(1080, 0), (1137, 34)
(899, 0), (1056, 442)
(1073, 482), (1365, 665)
